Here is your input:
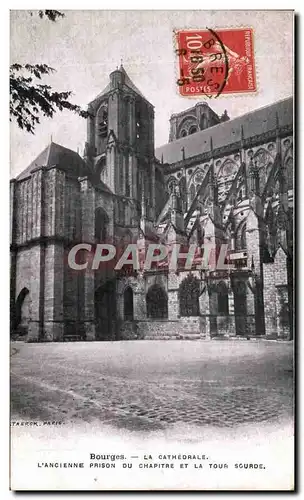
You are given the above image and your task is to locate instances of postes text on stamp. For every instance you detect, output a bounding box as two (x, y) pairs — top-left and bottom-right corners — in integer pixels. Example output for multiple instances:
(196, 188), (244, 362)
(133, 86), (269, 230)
(175, 28), (256, 98)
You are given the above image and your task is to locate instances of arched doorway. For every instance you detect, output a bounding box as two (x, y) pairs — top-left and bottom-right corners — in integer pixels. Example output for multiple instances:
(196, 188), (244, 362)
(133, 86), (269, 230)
(146, 285), (168, 319)
(124, 287), (134, 320)
(234, 281), (247, 336)
(14, 288), (31, 337)
(179, 275), (200, 316)
(217, 282), (229, 315)
(95, 280), (116, 340)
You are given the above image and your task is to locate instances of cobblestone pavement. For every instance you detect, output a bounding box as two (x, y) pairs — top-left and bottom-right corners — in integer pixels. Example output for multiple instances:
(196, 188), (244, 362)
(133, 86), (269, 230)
(10, 340), (293, 431)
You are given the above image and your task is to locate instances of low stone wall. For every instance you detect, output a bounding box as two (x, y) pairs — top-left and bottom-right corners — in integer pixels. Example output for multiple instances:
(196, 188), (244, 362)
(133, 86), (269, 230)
(119, 317), (204, 340)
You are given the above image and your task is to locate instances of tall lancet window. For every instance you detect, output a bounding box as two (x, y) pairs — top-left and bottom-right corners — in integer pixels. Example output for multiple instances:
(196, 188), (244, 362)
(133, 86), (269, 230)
(179, 275), (200, 317)
(124, 287), (134, 320)
(95, 208), (109, 243)
(96, 104), (108, 155)
(98, 107), (108, 138)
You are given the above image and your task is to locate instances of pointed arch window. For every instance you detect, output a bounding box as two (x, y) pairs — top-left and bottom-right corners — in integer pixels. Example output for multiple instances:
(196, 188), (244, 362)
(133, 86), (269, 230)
(200, 114), (207, 130)
(179, 176), (187, 211)
(124, 287), (134, 320)
(146, 285), (168, 319)
(14, 288), (31, 335)
(179, 275), (200, 316)
(285, 157), (293, 190)
(236, 223), (247, 251)
(95, 208), (109, 242)
(189, 183), (196, 205)
(97, 107), (108, 138)
(135, 104), (141, 140)
(217, 282), (229, 315)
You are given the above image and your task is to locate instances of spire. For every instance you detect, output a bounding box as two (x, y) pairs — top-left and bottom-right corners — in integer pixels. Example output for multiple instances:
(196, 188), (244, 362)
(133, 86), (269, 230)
(275, 111), (280, 133)
(141, 179), (146, 218)
(220, 110), (229, 122)
(240, 125), (245, 163)
(241, 125), (244, 146)
(210, 135), (213, 153)
(208, 165), (218, 204)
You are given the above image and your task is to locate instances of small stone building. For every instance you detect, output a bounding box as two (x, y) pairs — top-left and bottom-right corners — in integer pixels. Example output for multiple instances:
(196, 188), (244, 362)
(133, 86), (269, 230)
(10, 66), (294, 342)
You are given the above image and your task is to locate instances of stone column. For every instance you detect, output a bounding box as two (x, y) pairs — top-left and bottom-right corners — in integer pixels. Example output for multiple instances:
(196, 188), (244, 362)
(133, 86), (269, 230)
(79, 176), (96, 340)
(83, 267), (96, 341)
(26, 244), (44, 342)
(228, 285), (236, 336)
(168, 290), (178, 319)
(129, 154), (137, 201)
(10, 180), (17, 334)
(108, 91), (119, 138)
(129, 97), (136, 145)
(133, 291), (146, 320)
(246, 279), (256, 336)
(117, 292), (124, 321)
(209, 288), (218, 337)
(27, 168), (44, 341)
(276, 285), (290, 339)
(263, 263), (277, 337)
(168, 273), (179, 320)
(43, 242), (64, 341)
(87, 104), (95, 149)
(150, 162), (156, 219)
(169, 114), (178, 142)
(199, 285), (210, 339)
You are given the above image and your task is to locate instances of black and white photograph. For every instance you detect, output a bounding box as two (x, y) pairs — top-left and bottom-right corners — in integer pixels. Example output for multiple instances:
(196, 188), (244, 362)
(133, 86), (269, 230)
(9, 9), (294, 491)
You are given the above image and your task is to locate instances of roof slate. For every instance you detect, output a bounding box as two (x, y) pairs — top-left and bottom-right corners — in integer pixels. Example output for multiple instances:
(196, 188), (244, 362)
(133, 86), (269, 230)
(16, 142), (86, 181)
(155, 97), (293, 165)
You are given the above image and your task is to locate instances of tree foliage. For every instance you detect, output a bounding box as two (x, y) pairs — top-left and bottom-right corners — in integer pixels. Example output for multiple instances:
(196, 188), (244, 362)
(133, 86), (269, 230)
(34, 10), (65, 22)
(10, 11), (88, 134)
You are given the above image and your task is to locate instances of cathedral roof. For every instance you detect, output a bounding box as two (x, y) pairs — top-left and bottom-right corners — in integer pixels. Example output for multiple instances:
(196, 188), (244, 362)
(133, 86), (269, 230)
(16, 142), (86, 181)
(155, 97), (293, 165)
(89, 65), (148, 108)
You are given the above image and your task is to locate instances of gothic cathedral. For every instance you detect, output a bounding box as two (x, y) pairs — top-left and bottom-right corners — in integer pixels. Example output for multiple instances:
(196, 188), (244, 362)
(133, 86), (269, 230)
(10, 65), (294, 342)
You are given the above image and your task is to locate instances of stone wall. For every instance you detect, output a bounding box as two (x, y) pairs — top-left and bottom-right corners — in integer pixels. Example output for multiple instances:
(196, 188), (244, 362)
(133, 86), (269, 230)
(119, 318), (203, 340)
(15, 245), (43, 341)
(263, 246), (291, 339)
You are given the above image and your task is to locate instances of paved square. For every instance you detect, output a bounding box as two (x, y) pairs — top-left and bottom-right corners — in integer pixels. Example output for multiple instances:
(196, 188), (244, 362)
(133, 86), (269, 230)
(11, 340), (293, 431)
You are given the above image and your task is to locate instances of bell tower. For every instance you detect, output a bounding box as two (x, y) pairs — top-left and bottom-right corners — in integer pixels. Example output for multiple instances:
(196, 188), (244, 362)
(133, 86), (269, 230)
(84, 65), (155, 222)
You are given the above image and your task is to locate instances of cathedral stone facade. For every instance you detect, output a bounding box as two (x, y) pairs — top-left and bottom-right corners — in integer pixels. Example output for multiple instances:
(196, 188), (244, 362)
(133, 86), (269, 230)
(10, 66), (294, 342)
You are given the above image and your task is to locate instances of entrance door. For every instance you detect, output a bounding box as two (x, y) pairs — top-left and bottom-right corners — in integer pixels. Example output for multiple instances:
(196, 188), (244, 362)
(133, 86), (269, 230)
(95, 280), (116, 340)
(234, 282), (247, 336)
(14, 288), (31, 337)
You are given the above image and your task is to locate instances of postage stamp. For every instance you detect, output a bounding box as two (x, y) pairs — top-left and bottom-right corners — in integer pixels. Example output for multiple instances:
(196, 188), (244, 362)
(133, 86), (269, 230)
(175, 28), (256, 97)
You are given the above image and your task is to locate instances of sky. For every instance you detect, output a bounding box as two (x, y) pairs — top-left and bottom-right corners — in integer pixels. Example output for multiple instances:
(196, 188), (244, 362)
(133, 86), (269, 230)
(10, 10), (293, 178)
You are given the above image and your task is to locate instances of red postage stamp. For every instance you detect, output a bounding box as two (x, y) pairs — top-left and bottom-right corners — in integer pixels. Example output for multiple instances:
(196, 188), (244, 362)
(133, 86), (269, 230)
(175, 28), (256, 97)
